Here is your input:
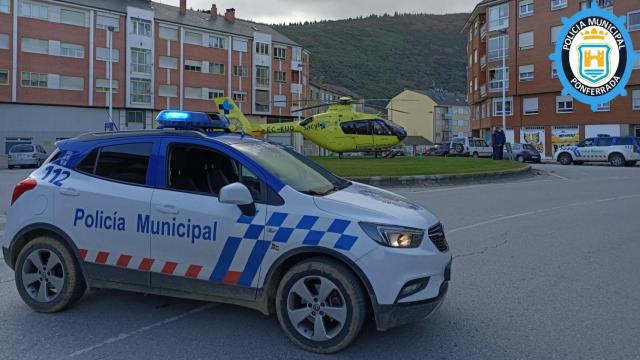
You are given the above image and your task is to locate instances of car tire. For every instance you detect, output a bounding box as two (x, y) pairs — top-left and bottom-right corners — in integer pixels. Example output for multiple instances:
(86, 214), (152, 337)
(14, 236), (86, 313)
(275, 258), (367, 354)
(558, 153), (573, 165)
(515, 155), (525, 163)
(609, 153), (625, 167)
(453, 144), (464, 155)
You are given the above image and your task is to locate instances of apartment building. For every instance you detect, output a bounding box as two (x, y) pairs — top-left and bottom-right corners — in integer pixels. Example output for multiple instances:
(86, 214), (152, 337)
(464, 0), (640, 157)
(0, 0), (310, 154)
(387, 89), (470, 144)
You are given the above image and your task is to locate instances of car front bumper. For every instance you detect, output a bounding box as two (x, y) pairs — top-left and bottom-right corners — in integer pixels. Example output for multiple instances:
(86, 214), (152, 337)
(374, 279), (449, 331)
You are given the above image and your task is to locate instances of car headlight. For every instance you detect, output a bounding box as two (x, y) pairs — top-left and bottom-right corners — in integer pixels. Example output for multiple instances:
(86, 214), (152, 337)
(359, 222), (424, 248)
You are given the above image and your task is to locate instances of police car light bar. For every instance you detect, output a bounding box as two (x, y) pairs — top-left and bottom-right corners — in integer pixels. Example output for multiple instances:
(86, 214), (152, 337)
(156, 110), (230, 130)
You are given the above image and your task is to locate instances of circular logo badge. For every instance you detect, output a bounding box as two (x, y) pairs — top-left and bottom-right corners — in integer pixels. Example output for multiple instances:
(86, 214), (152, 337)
(549, 1), (636, 111)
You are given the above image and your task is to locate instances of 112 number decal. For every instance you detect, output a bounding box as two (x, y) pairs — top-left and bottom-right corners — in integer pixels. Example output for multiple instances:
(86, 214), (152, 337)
(42, 166), (70, 187)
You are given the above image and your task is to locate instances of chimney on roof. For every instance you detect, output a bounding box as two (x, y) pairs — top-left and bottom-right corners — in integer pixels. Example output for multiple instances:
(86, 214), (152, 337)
(225, 8), (235, 23)
(179, 0), (186, 15)
(211, 4), (217, 18)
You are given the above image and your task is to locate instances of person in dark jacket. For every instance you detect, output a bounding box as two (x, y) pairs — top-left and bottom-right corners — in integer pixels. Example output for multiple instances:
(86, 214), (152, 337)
(492, 126), (507, 160)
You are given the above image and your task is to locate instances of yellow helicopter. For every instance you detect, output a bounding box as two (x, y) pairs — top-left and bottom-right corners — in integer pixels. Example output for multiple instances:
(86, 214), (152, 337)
(213, 97), (408, 154)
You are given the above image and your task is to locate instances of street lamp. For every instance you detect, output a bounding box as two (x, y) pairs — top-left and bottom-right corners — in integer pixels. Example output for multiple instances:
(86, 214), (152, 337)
(107, 25), (115, 130)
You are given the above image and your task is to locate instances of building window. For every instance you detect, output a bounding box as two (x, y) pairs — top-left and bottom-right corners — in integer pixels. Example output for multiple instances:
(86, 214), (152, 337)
(519, 31), (534, 50)
(492, 97), (513, 116)
(209, 63), (225, 75)
(255, 90), (269, 112)
(131, 48), (151, 74)
(523, 97), (539, 115)
(489, 67), (509, 91)
(634, 50), (640, 69)
(96, 79), (119, 93)
(96, 47), (119, 62)
(474, 76), (478, 91)
(274, 71), (287, 83)
(184, 31), (202, 45)
(551, 26), (562, 44)
(184, 60), (202, 72)
(551, 61), (559, 78)
(159, 56), (177, 69)
(632, 90), (640, 110)
(21, 71), (48, 88)
(0, 69), (8, 85)
(233, 91), (246, 103)
(126, 111), (145, 128)
(474, 49), (478, 63)
(208, 89), (224, 99)
(60, 43), (84, 58)
(131, 18), (151, 37)
(21, 38), (48, 54)
(629, 11), (640, 32)
(209, 35), (226, 49)
(22, 3), (48, 20)
(0, 33), (9, 49)
(184, 87), (202, 99)
(488, 34), (509, 61)
(60, 9), (85, 27)
(519, 64), (534, 81)
(556, 96), (573, 113)
(130, 78), (151, 104)
(59, 76), (84, 91)
(159, 26), (177, 41)
(274, 47), (286, 59)
(595, 102), (611, 112)
(96, 14), (119, 31)
(233, 65), (248, 77)
(0, 0), (9, 13)
(256, 66), (270, 87)
(519, 0), (534, 17)
(551, 0), (568, 11)
(256, 42), (269, 55)
(158, 84), (177, 97)
(487, 3), (509, 31)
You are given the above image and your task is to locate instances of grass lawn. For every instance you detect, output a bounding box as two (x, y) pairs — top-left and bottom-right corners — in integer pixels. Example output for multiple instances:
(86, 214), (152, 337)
(311, 156), (528, 178)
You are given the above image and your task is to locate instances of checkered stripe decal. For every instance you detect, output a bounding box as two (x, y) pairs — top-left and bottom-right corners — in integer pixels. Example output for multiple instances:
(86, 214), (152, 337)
(78, 212), (359, 288)
(209, 212), (359, 287)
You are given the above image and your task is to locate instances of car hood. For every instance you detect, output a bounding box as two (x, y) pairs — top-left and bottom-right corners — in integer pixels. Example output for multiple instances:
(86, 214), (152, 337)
(313, 182), (438, 230)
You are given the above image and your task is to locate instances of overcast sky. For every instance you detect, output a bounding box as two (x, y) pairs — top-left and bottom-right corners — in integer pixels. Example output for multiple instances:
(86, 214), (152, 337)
(156, 0), (478, 24)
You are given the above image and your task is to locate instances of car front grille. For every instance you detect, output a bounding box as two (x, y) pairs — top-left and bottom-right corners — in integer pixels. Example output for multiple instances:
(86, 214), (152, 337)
(428, 222), (449, 252)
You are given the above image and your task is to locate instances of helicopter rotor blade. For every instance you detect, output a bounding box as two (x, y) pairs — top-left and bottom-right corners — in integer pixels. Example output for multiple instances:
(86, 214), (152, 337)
(365, 103), (409, 114)
(290, 102), (340, 113)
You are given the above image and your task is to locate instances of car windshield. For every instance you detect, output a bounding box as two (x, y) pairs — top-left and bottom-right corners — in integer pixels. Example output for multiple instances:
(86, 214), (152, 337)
(523, 144), (536, 151)
(232, 141), (351, 196)
(10, 145), (34, 153)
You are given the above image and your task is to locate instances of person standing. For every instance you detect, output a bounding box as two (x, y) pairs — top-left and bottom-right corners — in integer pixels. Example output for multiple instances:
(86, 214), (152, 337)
(492, 126), (506, 160)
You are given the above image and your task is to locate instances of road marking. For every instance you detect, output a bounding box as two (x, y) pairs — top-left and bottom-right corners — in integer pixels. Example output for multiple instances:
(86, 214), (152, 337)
(403, 179), (556, 194)
(448, 194), (640, 234)
(548, 172), (569, 181)
(68, 303), (216, 358)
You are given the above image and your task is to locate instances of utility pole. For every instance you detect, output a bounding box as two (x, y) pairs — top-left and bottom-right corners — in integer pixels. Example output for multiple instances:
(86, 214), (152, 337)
(108, 26), (114, 130)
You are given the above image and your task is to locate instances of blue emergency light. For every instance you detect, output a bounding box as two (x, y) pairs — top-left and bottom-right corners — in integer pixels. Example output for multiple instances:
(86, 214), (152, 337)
(156, 110), (230, 130)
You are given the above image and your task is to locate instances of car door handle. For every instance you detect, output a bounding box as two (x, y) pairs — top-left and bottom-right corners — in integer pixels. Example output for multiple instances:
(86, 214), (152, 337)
(155, 205), (179, 215)
(59, 188), (79, 197)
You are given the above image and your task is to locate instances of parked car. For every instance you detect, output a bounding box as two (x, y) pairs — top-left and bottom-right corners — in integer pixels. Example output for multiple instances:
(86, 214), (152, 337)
(8, 144), (48, 169)
(554, 135), (640, 167)
(383, 148), (405, 158)
(427, 143), (450, 157)
(448, 137), (492, 158)
(504, 143), (541, 163)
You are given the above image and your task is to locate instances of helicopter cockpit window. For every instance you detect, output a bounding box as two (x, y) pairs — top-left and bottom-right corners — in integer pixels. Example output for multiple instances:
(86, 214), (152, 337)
(372, 120), (392, 136)
(340, 121), (370, 135)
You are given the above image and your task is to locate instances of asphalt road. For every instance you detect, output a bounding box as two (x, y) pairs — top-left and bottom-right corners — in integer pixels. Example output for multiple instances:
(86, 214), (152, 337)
(1, 164), (639, 360)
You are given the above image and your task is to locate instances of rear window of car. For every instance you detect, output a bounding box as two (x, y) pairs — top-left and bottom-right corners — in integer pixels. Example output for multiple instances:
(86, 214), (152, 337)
(523, 144), (537, 151)
(76, 143), (152, 185)
(10, 144), (34, 153)
(614, 137), (634, 146)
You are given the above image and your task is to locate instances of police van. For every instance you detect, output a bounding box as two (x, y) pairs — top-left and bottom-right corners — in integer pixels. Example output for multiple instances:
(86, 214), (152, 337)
(554, 135), (640, 167)
(2, 110), (451, 353)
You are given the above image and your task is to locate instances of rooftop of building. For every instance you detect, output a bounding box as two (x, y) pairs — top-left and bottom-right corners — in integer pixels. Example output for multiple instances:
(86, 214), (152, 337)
(57, 0), (299, 45)
(413, 89), (469, 107)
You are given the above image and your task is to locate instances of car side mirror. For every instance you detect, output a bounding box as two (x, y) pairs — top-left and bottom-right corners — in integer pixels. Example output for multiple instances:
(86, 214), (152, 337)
(219, 182), (256, 217)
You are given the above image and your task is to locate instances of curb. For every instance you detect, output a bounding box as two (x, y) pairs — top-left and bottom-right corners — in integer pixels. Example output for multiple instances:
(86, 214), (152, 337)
(347, 165), (534, 187)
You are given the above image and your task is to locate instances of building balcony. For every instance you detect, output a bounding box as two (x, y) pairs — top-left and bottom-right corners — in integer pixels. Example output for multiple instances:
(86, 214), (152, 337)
(480, 84), (487, 97)
(480, 55), (487, 69)
(480, 25), (487, 41)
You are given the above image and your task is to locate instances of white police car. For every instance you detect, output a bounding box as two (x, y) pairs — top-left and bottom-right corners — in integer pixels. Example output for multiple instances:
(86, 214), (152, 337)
(554, 135), (640, 167)
(2, 109), (451, 353)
